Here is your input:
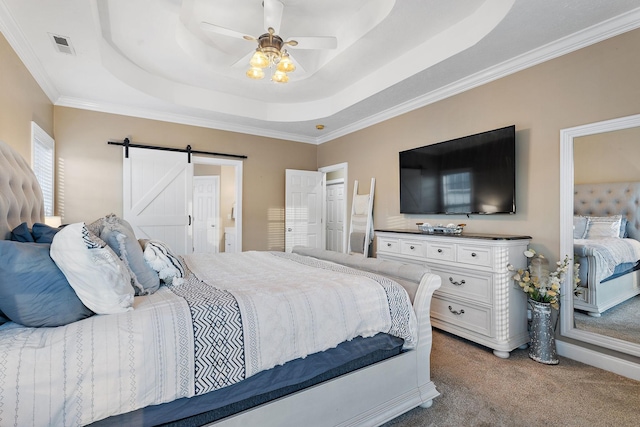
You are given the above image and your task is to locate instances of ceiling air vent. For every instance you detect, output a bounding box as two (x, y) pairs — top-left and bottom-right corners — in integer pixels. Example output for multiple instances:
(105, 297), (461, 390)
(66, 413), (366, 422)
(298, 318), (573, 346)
(49, 33), (75, 55)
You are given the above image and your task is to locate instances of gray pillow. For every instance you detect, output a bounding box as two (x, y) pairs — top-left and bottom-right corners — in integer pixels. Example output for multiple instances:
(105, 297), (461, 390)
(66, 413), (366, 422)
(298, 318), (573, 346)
(0, 241), (94, 327)
(99, 214), (160, 295)
(573, 216), (589, 239)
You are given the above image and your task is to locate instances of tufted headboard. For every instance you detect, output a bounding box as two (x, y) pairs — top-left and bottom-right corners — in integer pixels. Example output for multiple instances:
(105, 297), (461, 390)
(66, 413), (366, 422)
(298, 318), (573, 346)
(0, 140), (44, 240)
(574, 182), (640, 241)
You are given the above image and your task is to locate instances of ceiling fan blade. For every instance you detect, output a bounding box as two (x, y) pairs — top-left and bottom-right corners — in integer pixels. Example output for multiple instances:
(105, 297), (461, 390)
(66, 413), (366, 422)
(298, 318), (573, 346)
(287, 36), (337, 50)
(263, 0), (284, 34)
(200, 21), (255, 41)
(287, 52), (306, 74)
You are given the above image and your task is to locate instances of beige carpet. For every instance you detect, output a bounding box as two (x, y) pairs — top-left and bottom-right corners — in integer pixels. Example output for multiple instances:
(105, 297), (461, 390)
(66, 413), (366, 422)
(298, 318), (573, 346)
(574, 295), (640, 345)
(383, 329), (640, 427)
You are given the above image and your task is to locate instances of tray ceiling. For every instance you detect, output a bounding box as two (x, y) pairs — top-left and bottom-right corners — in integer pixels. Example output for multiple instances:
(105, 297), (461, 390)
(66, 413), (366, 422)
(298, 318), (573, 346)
(1, 0), (639, 143)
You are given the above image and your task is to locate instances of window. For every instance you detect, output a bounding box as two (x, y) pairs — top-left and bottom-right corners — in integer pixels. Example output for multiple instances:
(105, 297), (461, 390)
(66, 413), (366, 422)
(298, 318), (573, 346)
(31, 122), (55, 216)
(442, 171), (472, 213)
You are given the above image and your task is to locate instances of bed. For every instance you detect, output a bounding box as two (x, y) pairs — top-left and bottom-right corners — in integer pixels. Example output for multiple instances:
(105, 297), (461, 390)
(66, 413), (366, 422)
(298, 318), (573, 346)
(0, 139), (441, 427)
(573, 182), (640, 316)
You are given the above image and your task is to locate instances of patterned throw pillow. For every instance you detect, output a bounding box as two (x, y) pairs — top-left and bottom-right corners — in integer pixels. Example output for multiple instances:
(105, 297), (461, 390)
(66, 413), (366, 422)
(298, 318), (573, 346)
(50, 222), (135, 314)
(141, 239), (185, 286)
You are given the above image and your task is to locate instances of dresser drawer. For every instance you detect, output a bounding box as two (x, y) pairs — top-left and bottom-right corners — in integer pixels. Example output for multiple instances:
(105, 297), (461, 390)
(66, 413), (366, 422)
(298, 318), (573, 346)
(426, 242), (455, 262)
(429, 266), (492, 303)
(378, 237), (400, 253)
(431, 296), (492, 337)
(400, 240), (426, 257)
(457, 245), (492, 267)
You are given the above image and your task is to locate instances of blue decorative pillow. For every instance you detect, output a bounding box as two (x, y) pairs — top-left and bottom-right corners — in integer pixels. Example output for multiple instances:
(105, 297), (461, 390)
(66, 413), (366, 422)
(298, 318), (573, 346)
(32, 223), (62, 243)
(98, 214), (160, 295)
(0, 241), (94, 327)
(10, 222), (35, 242)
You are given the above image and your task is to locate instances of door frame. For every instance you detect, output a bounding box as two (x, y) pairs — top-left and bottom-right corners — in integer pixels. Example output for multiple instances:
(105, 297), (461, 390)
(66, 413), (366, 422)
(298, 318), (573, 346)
(193, 155), (243, 252)
(319, 162), (348, 253)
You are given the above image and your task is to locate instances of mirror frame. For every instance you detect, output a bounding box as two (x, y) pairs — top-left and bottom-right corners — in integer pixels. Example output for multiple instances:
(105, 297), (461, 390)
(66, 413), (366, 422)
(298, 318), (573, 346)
(560, 113), (640, 357)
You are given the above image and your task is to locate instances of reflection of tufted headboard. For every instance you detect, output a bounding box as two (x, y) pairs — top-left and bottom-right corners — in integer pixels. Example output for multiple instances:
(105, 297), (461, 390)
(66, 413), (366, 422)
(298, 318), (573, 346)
(0, 140), (44, 240)
(574, 182), (640, 241)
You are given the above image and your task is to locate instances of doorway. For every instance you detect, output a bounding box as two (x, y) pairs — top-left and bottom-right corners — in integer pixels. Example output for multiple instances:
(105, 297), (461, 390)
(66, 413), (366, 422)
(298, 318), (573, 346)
(193, 156), (243, 253)
(320, 163), (348, 253)
(284, 163), (348, 253)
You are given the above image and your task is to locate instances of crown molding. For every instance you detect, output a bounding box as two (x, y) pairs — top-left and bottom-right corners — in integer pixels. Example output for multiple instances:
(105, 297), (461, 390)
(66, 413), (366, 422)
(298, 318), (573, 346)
(316, 7), (640, 144)
(55, 96), (319, 145)
(0, 0), (59, 103)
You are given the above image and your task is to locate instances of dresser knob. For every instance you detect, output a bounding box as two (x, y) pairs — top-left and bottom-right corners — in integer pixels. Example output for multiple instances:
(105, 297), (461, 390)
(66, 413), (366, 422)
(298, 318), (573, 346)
(410, 245), (415, 250)
(449, 277), (466, 286)
(471, 252), (477, 257)
(437, 249), (443, 253)
(387, 243), (391, 247)
(448, 306), (465, 316)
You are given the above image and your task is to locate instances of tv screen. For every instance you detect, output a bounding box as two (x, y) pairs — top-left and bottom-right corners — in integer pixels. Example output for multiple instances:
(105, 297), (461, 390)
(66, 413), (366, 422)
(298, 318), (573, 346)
(399, 125), (516, 215)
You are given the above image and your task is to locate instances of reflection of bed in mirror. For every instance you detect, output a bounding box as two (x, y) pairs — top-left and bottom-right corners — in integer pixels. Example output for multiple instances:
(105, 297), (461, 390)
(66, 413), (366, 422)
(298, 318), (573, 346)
(573, 182), (640, 317)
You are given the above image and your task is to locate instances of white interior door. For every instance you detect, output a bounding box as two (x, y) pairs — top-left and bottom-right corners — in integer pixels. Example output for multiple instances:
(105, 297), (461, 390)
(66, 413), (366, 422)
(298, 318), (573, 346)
(326, 182), (345, 252)
(123, 147), (193, 255)
(285, 169), (324, 252)
(193, 176), (219, 254)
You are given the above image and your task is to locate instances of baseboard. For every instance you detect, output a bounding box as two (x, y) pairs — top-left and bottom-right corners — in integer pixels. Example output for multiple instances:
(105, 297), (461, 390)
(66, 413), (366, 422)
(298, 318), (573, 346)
(557, 340), (640, 381)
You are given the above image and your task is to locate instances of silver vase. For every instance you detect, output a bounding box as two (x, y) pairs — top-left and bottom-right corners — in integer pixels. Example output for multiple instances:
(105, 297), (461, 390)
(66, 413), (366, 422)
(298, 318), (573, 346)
(528, 299), (559, 365)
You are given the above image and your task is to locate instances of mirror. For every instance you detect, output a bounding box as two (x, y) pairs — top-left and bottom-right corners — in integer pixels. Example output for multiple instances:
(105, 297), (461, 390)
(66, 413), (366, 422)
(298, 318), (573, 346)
(560, 113), (640, 357)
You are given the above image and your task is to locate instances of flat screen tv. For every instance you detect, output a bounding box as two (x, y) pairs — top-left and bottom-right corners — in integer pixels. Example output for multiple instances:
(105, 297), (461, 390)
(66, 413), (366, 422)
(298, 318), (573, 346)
(399, 125), (516, 215)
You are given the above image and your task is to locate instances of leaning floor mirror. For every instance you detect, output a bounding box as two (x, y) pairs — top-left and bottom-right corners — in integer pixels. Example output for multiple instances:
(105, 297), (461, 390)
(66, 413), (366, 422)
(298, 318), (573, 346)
(560, 113), (640, 358)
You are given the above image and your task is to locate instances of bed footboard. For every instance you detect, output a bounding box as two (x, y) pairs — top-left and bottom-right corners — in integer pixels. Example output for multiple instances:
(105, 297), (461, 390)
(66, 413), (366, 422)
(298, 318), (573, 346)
(574, 250), (640, 316)
(209, 247), (442, 426)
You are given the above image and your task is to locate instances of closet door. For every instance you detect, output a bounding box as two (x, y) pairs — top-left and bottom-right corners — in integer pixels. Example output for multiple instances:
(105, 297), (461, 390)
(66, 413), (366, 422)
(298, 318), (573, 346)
(123, 147), (193, 255)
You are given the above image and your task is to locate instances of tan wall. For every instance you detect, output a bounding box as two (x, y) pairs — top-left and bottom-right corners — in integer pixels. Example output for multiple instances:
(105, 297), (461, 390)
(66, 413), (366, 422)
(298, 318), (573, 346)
(0, 33), (53, 163)
(53, 107), (317, 251)
(319, 28), (640, 263)
(574, 127), (640, 184)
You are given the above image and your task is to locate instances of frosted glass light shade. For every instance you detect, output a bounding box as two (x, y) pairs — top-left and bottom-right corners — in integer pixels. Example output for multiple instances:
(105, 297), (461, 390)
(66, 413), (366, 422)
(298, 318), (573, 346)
(271, 70), (289, 83)
(249, 50), (269, 68)
(246, 67), (265, 79)
(277, 54), (295, 73)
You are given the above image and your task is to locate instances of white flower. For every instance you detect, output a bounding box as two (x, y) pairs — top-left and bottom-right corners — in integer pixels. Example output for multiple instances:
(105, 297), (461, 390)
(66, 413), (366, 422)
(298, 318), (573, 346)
(524, 250), (536, 258)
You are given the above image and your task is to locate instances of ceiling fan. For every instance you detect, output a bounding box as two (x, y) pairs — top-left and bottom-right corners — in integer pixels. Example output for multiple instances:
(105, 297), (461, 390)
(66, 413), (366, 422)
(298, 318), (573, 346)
(200, 0), (337, 83)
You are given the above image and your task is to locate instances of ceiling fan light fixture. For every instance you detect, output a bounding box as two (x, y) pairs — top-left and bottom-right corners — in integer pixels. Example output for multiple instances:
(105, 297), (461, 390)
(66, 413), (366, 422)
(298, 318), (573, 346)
(271, 70), (289, 83)
(250, 50), (269, 68)
(246, 67), (265, 80)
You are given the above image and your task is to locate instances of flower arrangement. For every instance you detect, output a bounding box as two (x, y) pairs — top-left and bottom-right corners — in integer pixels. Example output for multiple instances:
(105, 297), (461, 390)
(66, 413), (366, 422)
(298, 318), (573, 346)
(508, 249), (580, 310)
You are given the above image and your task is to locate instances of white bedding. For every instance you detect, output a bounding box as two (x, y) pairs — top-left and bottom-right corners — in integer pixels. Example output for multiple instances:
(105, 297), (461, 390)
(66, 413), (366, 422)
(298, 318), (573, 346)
(0, 287), (194, 427)
(0, 251), (417, 426)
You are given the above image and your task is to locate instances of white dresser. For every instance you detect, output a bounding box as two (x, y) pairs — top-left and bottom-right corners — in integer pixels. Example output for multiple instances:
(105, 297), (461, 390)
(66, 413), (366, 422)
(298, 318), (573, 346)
(376, 230), (531, 358)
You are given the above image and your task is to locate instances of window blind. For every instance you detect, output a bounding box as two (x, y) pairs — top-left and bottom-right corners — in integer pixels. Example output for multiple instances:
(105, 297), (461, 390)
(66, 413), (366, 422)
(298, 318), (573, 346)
(31, 122), (55, 217)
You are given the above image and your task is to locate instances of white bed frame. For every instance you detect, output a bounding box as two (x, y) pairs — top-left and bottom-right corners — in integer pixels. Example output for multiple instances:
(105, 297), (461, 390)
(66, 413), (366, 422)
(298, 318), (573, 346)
(574, 182), (640, 316)
(0, 139), (442, 426)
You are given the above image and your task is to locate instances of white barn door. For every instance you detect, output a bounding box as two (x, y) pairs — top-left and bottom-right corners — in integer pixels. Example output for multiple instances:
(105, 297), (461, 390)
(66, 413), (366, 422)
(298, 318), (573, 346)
(285, 169), (324, 252)
(123, 147), (193, 255)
